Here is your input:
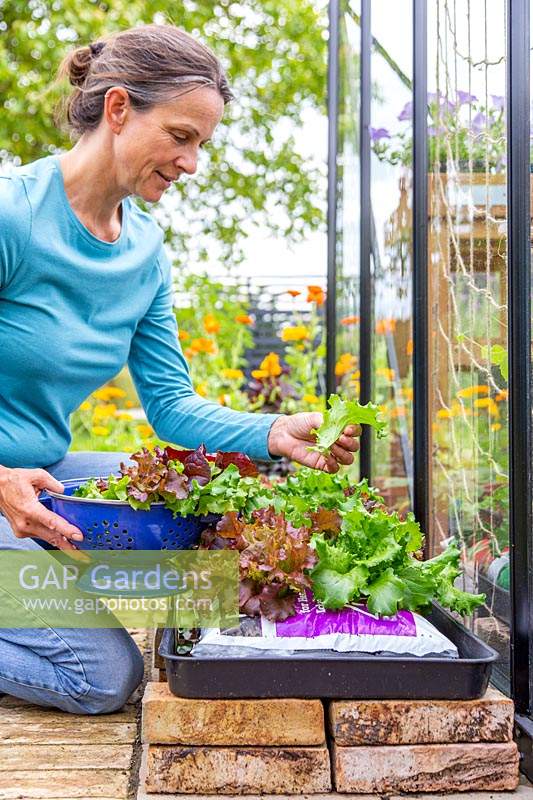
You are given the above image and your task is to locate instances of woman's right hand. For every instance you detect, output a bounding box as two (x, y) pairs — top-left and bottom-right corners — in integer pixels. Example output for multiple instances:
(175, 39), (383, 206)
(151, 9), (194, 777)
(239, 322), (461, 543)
(0, 466), (85, 556)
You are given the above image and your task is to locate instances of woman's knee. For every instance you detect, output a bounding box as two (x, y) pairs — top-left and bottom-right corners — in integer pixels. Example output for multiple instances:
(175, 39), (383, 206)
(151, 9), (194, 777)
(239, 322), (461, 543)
(60, 630), (145, 715)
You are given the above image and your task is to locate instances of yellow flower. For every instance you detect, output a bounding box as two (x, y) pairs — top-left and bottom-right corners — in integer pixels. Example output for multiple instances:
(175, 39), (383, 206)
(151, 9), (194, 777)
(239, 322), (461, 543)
(457, 385), (489, 399)
(196, 382), (208, 397)
(303, 394), (320, 404)
(401, 387), (414, 401)
(125, 400), (135, 408)
(406, 338), (414, 356)
(376, 367), (395, 381)
(218, 393), (231, 406)
(495, 390), (508, 402)
(437, 408), (453, 419)
(335, 353), (356, 376)
(203, 314), (220, 335)
(251, 369), (269, 380)
(378, 404), (389, 415)
(92, 386), (126, 402)
(280, 325), (310, 342)
(491, 422), (502, 431)
(190, 337), (216, 355)
(260, 352), (282, 377)
(92, 403), (117, 422)
(137, 424), (154, 439)
(178, 330), (190, 341)
(91, 426), (110, 436)
(221, 368), (244, 381)
(474, 397), (499, 417)
(115, 412), (133, 421)
(78, 401), (92, 412)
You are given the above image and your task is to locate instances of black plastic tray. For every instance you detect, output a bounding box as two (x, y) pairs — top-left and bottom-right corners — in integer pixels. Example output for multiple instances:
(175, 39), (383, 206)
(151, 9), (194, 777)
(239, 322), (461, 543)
(159, 604), (498, 700)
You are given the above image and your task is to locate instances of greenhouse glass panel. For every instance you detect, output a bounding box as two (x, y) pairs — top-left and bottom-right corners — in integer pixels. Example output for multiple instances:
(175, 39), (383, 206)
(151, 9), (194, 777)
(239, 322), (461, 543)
(370, 0), (413, 513)
(426, 0), (510, 691)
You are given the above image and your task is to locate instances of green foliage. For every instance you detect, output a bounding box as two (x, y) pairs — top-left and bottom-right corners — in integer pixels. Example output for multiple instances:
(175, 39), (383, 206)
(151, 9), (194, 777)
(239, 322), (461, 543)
(1, 0), (327, 268)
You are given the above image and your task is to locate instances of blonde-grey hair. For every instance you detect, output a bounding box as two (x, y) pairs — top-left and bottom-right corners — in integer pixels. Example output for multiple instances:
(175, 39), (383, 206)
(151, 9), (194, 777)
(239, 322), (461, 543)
(56, 23), (233, 136)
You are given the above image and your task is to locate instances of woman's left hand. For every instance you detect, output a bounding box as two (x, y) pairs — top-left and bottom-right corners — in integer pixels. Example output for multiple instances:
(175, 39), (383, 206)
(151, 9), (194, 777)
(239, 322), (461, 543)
(267, 413), (361, 473)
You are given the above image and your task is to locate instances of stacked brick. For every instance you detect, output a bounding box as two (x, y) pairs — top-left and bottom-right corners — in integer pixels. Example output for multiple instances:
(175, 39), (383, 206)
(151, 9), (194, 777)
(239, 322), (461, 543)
(141, 682), (331, 794)
(140, 681), (519, 796)
(329, 687), (519, 793)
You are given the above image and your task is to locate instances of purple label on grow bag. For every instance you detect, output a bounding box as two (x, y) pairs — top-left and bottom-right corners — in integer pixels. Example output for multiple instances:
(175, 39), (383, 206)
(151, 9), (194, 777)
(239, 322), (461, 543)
(275, 591), (416, 638)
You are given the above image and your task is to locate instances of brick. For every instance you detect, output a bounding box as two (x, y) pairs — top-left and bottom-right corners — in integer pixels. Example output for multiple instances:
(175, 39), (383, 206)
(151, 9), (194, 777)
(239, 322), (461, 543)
(332, 741), (519, 793)
(142, 682), (325, 745)
(329, 686), (513, 745)
(145, 744), (331, 794)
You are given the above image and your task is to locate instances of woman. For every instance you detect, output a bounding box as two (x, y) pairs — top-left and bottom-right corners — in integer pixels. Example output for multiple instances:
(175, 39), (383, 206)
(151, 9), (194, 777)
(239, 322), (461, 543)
(0, 24), (360, 714)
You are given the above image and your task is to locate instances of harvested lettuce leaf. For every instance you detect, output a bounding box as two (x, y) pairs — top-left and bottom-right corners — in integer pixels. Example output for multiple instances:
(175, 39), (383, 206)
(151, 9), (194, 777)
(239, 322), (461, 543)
(308, 394), (387, 456)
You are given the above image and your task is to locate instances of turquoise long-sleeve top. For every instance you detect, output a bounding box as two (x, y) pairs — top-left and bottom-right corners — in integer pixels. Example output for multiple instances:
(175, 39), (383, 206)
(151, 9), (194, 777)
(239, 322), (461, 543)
(0, 155), (280, 469)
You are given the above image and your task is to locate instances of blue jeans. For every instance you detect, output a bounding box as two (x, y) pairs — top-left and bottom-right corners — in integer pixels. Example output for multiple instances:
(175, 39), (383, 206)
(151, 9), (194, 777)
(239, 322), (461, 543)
(0, 452), (145, 715)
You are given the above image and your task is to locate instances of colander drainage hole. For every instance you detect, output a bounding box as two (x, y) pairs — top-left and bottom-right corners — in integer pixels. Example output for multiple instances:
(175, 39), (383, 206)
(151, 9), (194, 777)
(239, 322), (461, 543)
(127, 537), (134, 543)
(122, 529), (128, 534)
(113, 523), (119, 528)
(113, 534), (120, 540)
(162, 537), (168, 543)
(102, 520), (109, 526)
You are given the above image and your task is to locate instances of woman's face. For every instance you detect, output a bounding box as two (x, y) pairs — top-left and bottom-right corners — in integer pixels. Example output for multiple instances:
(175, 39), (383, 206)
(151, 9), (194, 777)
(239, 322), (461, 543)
(110, 85), (225, 202)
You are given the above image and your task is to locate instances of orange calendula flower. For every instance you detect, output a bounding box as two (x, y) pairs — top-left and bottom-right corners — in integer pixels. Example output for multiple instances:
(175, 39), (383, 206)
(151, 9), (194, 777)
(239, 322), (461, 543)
(406, 338), (414, 356)
(287, 290), (301, 298)
(251, 369), (269, 380)
(303, 394), (320, 404)
(221, 368), (244, 381)
(307, 285), (325, 305)
(376, 367), (396, 381)
(340, 315), (360, 326)
(137, 424), (154, 439)
(190, 337), (216, 355)
(457, 385), (489, 399)
(178, 330), (190, 341)
(91, 426), (110, 436)
(235, 314), (253, 325)
(335, 353), (356, 376)
(495, 390), (508, 402)
(203, 314), (220, 335)
(260, 352), (282, 377)
(218, 393), (231, 406)
(375, 318), (396, 335)
(125, 400), (135, 408)
(281, 325), (309, 342)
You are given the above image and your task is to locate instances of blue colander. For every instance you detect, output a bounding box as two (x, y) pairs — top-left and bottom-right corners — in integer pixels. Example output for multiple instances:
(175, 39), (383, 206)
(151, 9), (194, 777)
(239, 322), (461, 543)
(38, 478), (213, 552)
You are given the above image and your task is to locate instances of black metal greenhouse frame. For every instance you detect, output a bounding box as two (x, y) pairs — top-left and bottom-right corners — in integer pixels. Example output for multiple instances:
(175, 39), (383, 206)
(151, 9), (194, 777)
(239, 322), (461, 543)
(326, 0), (533, 775)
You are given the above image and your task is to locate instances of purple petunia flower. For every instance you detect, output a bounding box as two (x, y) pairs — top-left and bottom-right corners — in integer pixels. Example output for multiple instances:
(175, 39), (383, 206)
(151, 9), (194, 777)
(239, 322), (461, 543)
(491, 94), (505, 110)
(398, 101), (413, 121)
(370, 127), (391, 141)
(456, 90), (478, 105)
(471, 111), (487, 133)
(428, 125), (445, 137)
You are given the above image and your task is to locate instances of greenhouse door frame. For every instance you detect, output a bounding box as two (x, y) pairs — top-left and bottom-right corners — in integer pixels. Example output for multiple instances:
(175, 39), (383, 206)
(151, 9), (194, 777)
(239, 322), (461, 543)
(326, 0), (533, 775)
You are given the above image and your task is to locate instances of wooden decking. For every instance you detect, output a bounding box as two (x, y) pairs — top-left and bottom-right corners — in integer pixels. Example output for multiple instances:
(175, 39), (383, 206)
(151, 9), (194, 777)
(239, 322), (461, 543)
(0, 629), (150, 800)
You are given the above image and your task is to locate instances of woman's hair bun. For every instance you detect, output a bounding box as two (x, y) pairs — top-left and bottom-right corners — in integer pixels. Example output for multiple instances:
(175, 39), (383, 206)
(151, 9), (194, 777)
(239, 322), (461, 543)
(64, 45), (93, 88)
